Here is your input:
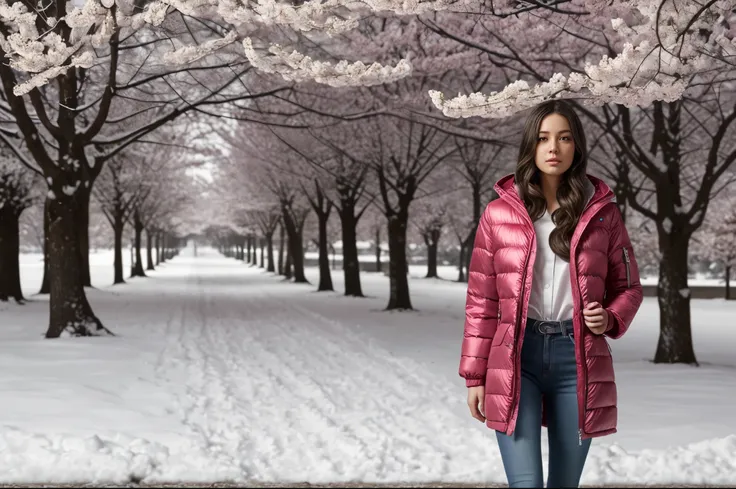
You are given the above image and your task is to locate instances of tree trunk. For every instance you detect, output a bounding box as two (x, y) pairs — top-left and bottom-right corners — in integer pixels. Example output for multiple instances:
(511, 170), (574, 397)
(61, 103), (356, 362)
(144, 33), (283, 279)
(251, 238), (259, 266)
(375, 225), (382, 273)
(39, 198), (51, 295)
(654, 236), (697, 364)
(113, 217), (125, 285)
(284, 237), (293, 279)
(339, 208), (363, 297)
(424, 229), (440, 279)
(282, 210), (308, 283)
(146, 229), (155, 271)
(259, 238), (265, 268)
(75, 188), (92, 287)
(386, 212), (412, 310)
(155, 232), (161, 265)
(160, 233), (167, 264)
(131, 211), (146, 278)
(0, 207), (24, 302)
(291, 230), (307, 282)
(726, 265), (731, 300)
(278, 222), (285, 276)
(45, 194), (111, 338)
(463, 232), (473, 284)
(246, 236), (252, 264)
(461, 182), (483, 285)
(457, 240), (466, 282)
(317, 211), (334, 292)
(266, 233), (275, 272)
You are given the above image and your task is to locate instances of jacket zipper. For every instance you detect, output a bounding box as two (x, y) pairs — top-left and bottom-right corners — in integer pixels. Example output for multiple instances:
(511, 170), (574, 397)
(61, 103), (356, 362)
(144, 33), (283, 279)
(574, 205), (610, 446)
(623, 247), (631, 288)
(508, 242), (533, 431)
(577, 299), (586, 446)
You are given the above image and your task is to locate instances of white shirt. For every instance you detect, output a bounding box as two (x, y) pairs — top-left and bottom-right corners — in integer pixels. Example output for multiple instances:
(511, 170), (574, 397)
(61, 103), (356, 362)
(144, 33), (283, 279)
(527, 210), (574, 321)
(526, 179), (596, 322)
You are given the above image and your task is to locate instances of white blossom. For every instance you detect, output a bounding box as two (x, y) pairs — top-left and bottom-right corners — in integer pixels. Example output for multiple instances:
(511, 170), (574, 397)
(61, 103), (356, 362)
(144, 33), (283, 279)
(164, 31), (238, 65)
(430, 1), (730, 118)
(0, 0), (733, 109)
(219, 0), (359, 36)
(243, 37), (412, 87)
(13, 51), (95, 96)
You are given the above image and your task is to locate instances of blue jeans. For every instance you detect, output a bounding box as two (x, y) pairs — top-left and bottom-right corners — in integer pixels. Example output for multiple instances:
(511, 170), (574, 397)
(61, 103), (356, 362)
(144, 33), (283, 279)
(495, 318), (592, 488)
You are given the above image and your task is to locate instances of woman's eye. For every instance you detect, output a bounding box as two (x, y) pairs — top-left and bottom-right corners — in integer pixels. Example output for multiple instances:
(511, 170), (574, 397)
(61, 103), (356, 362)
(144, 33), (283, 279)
(537, 137), (547, 141)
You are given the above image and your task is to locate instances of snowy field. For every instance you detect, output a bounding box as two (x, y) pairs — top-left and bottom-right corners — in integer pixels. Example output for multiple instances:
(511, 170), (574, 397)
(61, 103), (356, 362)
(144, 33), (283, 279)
(0, 247), (734, 485)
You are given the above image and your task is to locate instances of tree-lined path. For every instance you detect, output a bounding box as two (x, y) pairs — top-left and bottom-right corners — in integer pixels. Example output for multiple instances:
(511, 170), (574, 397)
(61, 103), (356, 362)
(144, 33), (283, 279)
(0, 247), (734, 484)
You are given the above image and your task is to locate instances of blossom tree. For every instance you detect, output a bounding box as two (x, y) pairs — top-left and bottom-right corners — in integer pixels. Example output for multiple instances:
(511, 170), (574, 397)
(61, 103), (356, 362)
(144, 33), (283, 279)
(0, 0), (335, 336)
(446, 189), (477, 282)
(450, 137), (513, 278)
(93, 154), (142, 284)
(264, 129), (339, 291)
(214, 146), (282, 273)
(411, 168), (458, 279)
(248, 141), (312, 283)
(268, 119), (377, 296)
(254, 207), (281, 273)
(367, 114), (460, 309)
(216, 124), (313, 283)
(696, 191), (736, 300)
(133, 164), (195, 277)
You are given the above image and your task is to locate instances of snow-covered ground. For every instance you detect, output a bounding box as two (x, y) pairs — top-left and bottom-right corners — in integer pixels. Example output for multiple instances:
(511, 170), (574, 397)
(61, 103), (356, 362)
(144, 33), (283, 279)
(0, 247), (734, 485)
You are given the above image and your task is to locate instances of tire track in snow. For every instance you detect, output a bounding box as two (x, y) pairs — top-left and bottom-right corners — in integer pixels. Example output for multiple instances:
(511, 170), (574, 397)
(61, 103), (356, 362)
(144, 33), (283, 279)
(224, 288), (496, 483)
(152, 265), (498, 483)
(150, 271), (259, 481)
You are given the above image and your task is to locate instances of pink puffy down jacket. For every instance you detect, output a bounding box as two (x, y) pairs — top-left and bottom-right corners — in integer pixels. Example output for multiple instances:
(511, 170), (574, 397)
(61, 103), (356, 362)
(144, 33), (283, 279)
(459, 174), (643, 440)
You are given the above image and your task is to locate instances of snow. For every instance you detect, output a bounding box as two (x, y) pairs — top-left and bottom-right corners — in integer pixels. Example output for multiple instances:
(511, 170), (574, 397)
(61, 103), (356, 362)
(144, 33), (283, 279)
(1, 247), (735, 485)
(662, 217), (673, 234)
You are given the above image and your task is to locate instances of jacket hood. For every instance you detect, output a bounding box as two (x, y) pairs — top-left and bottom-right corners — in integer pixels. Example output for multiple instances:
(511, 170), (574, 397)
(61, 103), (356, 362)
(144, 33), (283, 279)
(494, 173), (616, 211)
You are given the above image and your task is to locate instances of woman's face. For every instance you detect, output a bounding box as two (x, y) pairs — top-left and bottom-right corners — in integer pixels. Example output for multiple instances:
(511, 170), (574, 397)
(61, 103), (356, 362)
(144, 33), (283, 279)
(535, 113), (575, 177)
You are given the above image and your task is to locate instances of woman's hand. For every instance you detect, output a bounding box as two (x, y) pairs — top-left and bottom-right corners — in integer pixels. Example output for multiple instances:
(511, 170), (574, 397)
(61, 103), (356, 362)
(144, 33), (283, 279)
(583, 301), (608, 335)
(467, 386), (486, 422)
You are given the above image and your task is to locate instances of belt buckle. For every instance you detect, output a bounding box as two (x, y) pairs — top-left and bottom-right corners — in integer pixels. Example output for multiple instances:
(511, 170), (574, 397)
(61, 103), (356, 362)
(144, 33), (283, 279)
(536, 321), (555, 335)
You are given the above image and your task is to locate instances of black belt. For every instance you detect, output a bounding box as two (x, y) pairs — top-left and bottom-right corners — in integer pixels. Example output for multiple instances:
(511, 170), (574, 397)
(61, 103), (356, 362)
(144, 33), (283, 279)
(526, 317), (574, 336)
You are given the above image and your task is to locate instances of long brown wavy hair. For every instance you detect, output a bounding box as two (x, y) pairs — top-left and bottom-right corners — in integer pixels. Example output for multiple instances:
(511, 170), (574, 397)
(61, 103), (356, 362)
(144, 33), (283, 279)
(515, 100), (588, 262)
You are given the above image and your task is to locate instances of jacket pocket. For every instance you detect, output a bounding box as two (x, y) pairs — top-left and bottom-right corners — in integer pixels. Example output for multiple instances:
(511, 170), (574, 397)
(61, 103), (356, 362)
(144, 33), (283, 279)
(622, 247), (631, 288)
(492, 326), (507, 347)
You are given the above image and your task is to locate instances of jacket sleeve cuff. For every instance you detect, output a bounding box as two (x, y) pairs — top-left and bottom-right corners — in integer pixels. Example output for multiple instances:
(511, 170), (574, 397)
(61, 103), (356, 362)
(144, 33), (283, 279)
(466, 378), (485, 388)
(604, 308), (616, 334)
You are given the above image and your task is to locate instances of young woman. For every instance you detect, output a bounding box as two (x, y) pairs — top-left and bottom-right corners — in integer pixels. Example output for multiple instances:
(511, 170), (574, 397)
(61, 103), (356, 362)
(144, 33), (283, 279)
(459, 100), (643, 488)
